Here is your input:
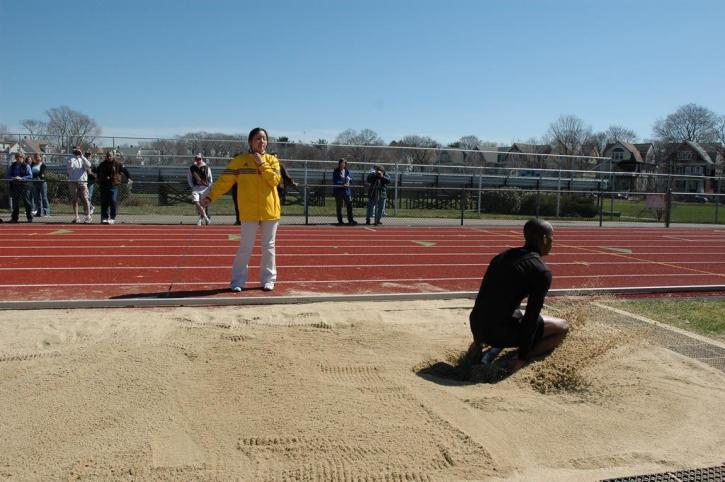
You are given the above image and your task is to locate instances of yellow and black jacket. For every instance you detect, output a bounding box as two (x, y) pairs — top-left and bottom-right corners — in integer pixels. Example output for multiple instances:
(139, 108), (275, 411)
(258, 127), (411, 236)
(208, 152), (281, 221)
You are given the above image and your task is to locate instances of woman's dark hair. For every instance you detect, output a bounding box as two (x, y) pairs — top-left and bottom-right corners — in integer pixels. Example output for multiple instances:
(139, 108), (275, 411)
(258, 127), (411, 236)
(248, 127), (268, 145)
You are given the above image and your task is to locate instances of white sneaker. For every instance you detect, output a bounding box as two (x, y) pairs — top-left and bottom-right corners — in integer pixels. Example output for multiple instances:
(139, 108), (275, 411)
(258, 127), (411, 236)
(101, 219), (109, 224)
(204, 216), (210, 225)
(108, 219), (115, 225)
(231, 286), (243, 293)
(90, 206), (95, 214)
(196, 218), (203, 226)
(262, 282), (275, 292)
(83, 216), (92, 223)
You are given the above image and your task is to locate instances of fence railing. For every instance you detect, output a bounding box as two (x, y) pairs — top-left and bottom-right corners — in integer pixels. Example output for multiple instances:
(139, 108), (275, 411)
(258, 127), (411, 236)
(2, 167), (723, 226)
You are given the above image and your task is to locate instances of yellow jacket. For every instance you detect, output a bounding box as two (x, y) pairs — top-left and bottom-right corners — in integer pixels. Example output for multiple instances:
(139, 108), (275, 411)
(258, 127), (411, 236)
(208, 152), (281, 221)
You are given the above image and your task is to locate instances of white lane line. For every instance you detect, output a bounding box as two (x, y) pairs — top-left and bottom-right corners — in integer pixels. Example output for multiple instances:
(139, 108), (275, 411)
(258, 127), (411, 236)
(1, 251), (725, 259)
(3, 261), (725, 271)
(0, 272), (723, 288)
(7, 243), (725, 250)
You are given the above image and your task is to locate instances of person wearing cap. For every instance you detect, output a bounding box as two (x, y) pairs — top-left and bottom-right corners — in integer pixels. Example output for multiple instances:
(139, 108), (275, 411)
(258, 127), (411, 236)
(96, 152), (132, 224)
(188, 153), (213, 226)
(66, 147), (92, 223)
(201, 127), (281, 292)
(467, 219), (569, 372)
(7, 152), (33, 223)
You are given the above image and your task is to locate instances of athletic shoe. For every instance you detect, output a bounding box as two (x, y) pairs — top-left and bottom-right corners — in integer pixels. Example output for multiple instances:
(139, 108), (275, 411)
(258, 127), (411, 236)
(231, 286), (243, 293)
(71, 217), (79, 223)
(204, 216), (210, 225)
(348, 220), (358, 226)
(108, 219), (115, 225)
(83, 216), (92, 223)
(101, 219), (109, 224)
(262, 282), (275, 292)
(90, 206), (95, 214)
(234, 220), (241, 226)
(196, 218), (203, 226)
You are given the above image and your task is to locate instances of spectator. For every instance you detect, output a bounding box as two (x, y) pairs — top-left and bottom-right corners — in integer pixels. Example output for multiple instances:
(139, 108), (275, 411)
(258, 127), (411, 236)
(7, 152), (33, 223)
(202, 127), (281, 292)
(85, 151), (97, 215)
(96, 152), (132, 225)
(30, 153), (50, 217)
(66, 146), (92, 223)
(278, 162), (297, 206)
(332, 158), (357, 225)
(188, 153), (213, 226)
(366, 164), (390, 225)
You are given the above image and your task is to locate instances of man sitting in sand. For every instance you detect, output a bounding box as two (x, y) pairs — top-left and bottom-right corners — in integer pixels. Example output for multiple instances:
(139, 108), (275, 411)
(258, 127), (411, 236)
(468, 219), (569, 372)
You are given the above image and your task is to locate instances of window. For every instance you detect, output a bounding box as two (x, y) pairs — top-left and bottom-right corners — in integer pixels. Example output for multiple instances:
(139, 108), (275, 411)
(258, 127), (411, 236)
(612, 148), (624, 161)
(678, 150), (693, 161)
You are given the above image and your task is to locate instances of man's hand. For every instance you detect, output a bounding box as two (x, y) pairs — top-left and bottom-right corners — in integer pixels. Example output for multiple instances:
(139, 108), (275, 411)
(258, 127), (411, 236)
(200, 197), (212, 208)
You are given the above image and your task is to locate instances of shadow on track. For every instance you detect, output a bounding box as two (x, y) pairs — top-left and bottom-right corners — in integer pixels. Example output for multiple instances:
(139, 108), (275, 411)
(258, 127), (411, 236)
(110, 288), (232, 299)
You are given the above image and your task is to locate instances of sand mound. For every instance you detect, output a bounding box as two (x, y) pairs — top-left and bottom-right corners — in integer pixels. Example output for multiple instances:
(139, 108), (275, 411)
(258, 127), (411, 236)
(1, 299), (723, 481)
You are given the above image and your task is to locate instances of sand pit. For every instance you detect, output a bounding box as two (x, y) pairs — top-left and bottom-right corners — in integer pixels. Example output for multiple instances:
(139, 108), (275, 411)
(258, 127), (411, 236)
(1, 299), (723, 481)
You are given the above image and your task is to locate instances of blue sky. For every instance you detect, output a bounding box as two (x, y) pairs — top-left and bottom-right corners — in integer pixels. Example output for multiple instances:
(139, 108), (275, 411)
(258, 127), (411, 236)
(1, 0), (724, 145)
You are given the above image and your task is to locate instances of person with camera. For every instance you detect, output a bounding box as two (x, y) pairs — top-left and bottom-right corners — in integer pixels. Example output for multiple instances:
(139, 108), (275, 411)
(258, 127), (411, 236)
(365, 164), (390, 225)
(467, 219), (569, 372)
(66, 147), (92, 223)
(188, 153), (213, 226)
(332, 158), (357, 226)
(7, 152), (33, 223)
(96, 152), (133, 224)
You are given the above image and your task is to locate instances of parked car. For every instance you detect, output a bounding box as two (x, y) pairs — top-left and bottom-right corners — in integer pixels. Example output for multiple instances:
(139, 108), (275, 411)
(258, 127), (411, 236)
(693, 195), (709, 203)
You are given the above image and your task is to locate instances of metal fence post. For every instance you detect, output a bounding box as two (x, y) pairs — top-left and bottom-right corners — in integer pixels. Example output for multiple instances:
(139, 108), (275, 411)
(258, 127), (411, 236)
(460, 186), (465, 226)
(715, 177), (721, 224)
(477, 166), (483, 216)
(535, 178), (541, 219)
(393, 163), (399, 217)
(665, 188), (672, 228)
(598, 180), (603, 227)
(556, 169), (561, 217)
(303, 160), (309, 225)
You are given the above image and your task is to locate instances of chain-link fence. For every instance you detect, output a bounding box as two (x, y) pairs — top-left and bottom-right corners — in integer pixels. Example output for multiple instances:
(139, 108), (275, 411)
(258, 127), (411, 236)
(2, 134), (723, 226)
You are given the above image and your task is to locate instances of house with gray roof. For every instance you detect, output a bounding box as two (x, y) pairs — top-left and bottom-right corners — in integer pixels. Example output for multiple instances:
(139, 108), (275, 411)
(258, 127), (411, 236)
(602, 142), (656, 192)
(662, 141), (724, 193)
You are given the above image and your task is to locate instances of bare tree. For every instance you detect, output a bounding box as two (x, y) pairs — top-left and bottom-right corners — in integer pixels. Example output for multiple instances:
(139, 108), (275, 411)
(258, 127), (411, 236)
(546, 115), (592, 155)
(390, 135), (441, 165)
(45, 106), (101, 151)
(332, 128), (384, 165)
(605, 125), (638, 143)
(20, 119), (48, 139)
(0, 124), (8, 136)
(652, 103), (719, 143)
(716, 116), (725, 146)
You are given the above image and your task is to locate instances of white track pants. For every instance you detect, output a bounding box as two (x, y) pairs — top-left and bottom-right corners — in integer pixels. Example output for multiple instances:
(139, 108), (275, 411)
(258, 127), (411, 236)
(230, 220), (278, 288)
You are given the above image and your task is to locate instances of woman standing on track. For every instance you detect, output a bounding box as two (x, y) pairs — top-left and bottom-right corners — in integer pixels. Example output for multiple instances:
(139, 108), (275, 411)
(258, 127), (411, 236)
(201, 127), (281, 292)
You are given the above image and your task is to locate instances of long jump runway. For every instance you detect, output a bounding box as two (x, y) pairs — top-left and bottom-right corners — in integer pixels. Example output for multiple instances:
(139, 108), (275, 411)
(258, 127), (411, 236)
(1, 224), (724, 307)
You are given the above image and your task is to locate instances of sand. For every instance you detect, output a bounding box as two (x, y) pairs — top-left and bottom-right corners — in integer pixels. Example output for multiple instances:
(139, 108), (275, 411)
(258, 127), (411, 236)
(1, 299), (723, 481)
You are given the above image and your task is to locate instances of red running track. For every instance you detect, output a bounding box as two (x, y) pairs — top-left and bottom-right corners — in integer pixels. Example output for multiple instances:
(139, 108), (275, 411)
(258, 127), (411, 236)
(1, 224), (724, 302)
